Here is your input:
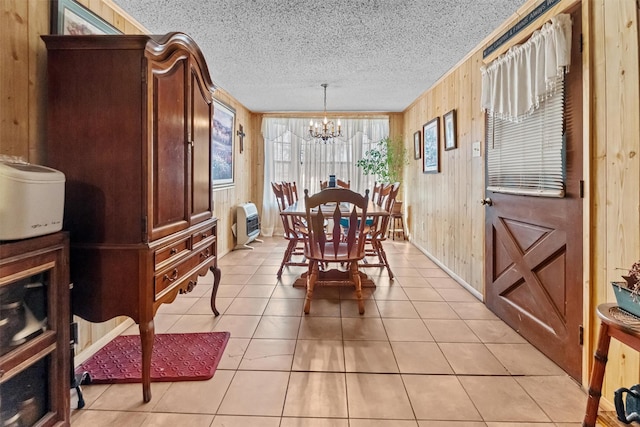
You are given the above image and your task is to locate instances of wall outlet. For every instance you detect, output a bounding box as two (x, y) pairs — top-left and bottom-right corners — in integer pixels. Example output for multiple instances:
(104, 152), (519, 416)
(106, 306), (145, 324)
(472, 141), (481, 157)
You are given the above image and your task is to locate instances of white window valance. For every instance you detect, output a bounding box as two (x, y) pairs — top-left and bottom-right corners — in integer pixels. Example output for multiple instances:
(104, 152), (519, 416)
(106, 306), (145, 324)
(481, 13), (572, 122)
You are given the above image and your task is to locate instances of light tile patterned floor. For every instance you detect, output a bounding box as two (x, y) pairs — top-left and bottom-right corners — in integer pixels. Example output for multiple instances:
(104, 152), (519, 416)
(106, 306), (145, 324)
(71, 237), (588, 426)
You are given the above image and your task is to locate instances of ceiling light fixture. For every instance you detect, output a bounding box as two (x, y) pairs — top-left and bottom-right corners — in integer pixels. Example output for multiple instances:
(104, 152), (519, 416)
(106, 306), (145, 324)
(309, 83), (342, 143)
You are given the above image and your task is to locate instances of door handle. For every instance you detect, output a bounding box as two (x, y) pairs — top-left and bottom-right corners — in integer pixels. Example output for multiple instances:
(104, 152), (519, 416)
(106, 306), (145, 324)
(480, 198), (493, 206)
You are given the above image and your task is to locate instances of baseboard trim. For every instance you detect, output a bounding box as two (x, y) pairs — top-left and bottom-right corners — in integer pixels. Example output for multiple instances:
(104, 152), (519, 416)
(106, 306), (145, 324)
(409, 239), (483, 302)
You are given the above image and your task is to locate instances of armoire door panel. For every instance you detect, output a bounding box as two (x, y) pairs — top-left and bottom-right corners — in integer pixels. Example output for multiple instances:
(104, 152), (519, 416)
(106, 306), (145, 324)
(191, 67), (213, 222)
(151, 57), (189, 239)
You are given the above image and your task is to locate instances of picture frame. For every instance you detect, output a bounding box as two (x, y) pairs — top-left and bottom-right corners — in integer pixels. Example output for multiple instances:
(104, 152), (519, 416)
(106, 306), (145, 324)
(212, 100), (236, 187)
(423, 117), (440, 174)
(443, 109), (457, 151)
(413, 131), (421, 160)
(51, 0), (122, 35)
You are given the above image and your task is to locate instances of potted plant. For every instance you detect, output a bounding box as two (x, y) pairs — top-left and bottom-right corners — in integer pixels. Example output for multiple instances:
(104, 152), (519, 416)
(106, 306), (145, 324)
(613, 261), (640, 316)
(356, 136), (409, 184)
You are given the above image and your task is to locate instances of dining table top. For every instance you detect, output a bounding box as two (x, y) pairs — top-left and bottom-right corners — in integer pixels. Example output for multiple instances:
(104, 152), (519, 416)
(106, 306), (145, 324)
(281, 199), (390, 216)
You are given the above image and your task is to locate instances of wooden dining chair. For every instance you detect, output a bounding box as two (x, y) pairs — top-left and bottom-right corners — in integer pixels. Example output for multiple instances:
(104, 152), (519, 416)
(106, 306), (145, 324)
(271, 182), (307, 277)
(272, 182), (288, 211)
(361, 182), (400, 279)
(336, 178), (350, 189)
(302, 187), (369, 314)
(320, 178), (350, 190)
(375, 182), (393, 207)
(372, 182), (383, 204)
(281, 181), (299, 206)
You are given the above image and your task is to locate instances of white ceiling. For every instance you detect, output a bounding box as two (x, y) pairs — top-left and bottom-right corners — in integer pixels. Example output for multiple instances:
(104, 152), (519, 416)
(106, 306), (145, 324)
(113, 0), (526, 113)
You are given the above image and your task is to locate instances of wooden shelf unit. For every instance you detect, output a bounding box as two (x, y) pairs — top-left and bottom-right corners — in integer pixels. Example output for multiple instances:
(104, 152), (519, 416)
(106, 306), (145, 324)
(0, 232), (70, 427)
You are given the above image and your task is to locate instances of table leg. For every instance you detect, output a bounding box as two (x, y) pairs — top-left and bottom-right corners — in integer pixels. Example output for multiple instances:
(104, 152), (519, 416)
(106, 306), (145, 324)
(138, 318), (155, 403)
(210, 265), (221, 316)
(583, 321), (611, 427)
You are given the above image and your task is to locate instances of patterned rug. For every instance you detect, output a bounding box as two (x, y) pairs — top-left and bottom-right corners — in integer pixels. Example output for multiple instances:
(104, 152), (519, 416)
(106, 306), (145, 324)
(76, 332), (230, 384)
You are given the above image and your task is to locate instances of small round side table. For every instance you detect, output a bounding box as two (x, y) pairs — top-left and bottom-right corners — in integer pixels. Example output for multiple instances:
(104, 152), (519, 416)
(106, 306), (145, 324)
(583, 303), (640, 426)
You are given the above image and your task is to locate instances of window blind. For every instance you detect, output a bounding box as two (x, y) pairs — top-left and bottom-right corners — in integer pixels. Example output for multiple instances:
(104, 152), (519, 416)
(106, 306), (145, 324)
(486, 78), (566, 197)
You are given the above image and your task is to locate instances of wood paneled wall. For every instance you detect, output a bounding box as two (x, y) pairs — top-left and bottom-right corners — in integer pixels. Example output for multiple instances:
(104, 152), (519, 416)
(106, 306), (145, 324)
(402, 46), (485, 293)
(589, 0), (640, 406)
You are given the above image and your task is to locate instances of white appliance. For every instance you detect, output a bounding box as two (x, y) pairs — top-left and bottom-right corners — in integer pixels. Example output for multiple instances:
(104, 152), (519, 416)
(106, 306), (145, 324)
(0, 161), (65, 240)
(234, 202), (263, 250)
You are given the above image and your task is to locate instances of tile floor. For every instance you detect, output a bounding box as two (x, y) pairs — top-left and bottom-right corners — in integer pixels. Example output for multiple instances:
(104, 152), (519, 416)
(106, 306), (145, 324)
(71, 237), (589, 426)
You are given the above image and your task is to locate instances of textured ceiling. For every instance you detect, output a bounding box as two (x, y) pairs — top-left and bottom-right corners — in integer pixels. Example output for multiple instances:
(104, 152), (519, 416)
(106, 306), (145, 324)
(113, 0), (526, 113)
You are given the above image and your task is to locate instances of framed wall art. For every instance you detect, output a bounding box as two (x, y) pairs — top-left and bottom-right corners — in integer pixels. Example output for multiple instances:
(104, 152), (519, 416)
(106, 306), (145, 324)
(413, 131), (421, 159)
(51, 0), (121, 35)
(443, 109), (457, 151)
(423, 117), (440, 174)
(212, 100), (236, 187)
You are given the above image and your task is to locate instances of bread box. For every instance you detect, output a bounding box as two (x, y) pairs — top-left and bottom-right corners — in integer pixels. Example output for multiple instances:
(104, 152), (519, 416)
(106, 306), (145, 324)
(0, 161), (65, 240)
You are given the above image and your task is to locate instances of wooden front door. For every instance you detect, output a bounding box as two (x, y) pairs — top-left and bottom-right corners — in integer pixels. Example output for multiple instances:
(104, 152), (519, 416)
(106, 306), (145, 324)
(484, 8), (583, 380)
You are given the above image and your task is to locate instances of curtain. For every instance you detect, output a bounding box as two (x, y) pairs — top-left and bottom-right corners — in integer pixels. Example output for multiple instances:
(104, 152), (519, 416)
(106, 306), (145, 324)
(261, 117), (389, 236)
(481, 13), (572, 122)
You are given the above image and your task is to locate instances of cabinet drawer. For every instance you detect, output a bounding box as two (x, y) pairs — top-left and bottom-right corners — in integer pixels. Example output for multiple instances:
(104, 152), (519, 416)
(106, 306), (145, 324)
(195, 242), (216, 264)
(154, 243), (216, 299)
(155, 254), (198, 298)
(192, 225), (216, 247)
(154, 237), (190, 270)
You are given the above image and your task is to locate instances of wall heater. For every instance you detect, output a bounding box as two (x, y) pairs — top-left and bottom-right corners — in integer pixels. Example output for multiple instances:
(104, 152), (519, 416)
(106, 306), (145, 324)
(234, 202), (263, 250)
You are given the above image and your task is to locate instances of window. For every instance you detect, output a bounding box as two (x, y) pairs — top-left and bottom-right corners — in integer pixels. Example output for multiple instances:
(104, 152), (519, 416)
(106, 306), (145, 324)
(486, 78), (565, 197)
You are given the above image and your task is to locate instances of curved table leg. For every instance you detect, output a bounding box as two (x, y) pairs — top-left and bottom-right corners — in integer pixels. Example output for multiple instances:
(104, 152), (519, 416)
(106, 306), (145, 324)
(138, 319), (155, 403)
(210, 264), (221, 316)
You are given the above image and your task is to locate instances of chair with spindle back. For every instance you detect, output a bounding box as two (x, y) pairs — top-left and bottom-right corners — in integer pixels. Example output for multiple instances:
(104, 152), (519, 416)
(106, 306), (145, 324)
(281, 181), (299, 206)
(302, 187), (369, 314)
(272, 182), (307, 277)
(361, 182), (399, 278)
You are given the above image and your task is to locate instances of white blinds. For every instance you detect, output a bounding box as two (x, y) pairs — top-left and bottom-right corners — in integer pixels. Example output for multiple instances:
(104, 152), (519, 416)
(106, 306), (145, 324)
(482, 12), (571, 198)
(486, 79), (565, 197)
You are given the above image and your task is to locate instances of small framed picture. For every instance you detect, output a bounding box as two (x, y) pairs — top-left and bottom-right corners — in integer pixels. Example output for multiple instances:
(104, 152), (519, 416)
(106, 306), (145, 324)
(413, 131), (421, 159)
(423, 117), (440, 174)
(212, 100), (236, 187)
(51, 0), (121, 35)
(443, 109), (457, 151)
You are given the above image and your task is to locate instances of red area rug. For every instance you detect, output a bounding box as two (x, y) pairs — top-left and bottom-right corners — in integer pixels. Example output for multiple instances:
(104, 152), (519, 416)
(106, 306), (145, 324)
(76, 332), (230, 384)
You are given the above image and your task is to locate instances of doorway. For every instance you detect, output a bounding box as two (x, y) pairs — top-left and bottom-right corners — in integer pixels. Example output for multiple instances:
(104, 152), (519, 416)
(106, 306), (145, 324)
(484, 8), (583, 380)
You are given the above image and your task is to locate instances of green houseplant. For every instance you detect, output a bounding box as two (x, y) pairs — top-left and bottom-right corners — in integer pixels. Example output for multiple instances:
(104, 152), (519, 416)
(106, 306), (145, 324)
(356, 136), (409, 184)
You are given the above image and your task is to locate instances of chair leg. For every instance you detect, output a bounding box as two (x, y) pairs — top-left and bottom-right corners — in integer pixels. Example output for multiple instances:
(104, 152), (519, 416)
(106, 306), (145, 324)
(376, 241), (394, 280)
(278, 239), (296, 278)
(304, 260), (319, 314)
(350, 262), (365, 315)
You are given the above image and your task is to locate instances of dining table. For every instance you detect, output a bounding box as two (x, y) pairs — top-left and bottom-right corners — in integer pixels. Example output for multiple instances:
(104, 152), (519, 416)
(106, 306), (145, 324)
(280, 198), (391, 288)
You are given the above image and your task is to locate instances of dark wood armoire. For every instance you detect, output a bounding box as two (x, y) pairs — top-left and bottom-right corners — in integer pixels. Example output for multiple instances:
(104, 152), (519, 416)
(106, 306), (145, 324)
(42, 33), (221, 402)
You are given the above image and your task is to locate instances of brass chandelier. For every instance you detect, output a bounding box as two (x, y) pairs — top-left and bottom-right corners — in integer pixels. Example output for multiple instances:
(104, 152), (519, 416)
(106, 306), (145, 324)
(309, 83), (342, 142)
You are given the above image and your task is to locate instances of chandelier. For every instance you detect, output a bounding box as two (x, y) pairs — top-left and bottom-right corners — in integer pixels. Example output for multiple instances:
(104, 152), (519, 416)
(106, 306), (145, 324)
(309, 83), (342, 142)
